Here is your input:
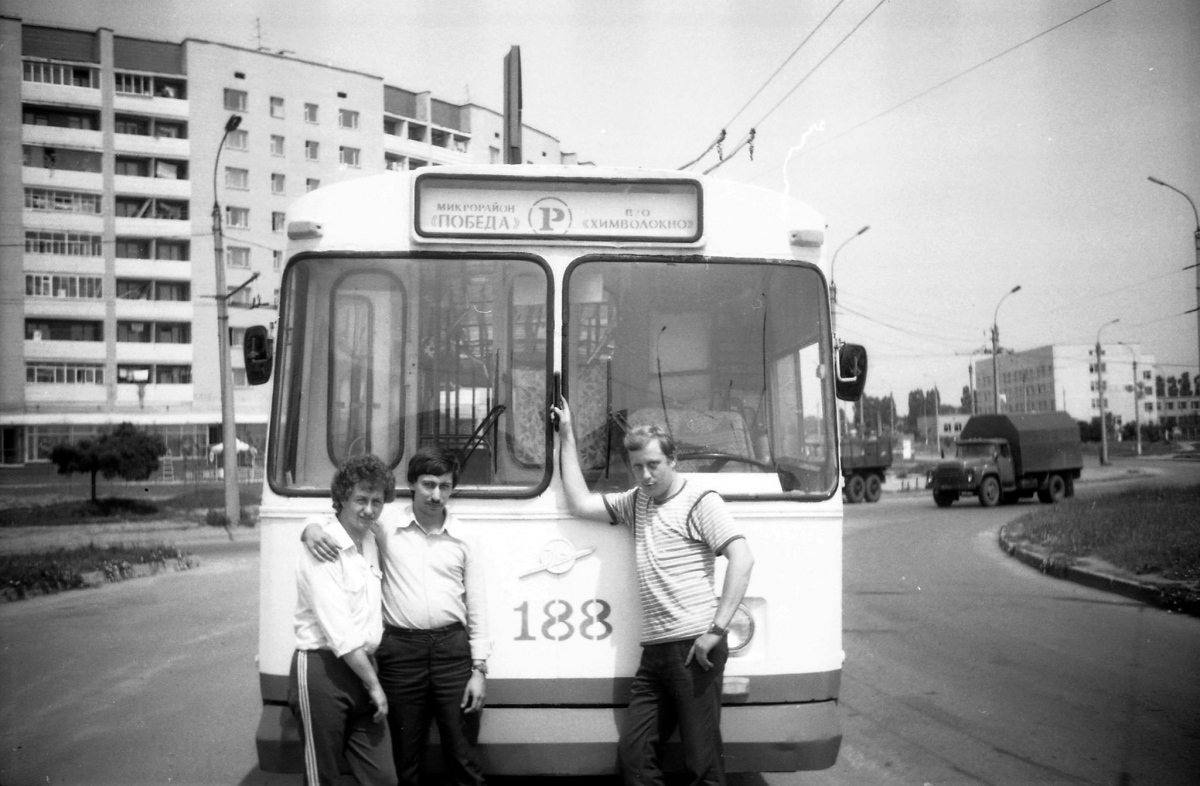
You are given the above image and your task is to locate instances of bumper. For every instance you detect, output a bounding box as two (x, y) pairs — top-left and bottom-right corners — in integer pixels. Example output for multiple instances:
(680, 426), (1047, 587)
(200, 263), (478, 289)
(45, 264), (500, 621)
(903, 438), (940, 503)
(257, 701), (842, 774)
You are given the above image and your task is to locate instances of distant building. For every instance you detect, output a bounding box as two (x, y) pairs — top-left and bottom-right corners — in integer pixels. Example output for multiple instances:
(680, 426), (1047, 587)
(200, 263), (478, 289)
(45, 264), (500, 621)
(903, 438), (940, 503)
(0, 18), (584, 469)
(972, 344), (1159, 432)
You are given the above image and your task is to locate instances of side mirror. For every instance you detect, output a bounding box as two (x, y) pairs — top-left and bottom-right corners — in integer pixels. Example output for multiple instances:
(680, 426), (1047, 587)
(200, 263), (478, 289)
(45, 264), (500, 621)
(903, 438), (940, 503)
(243, 325), (273, 385)
(835, 343), (868, 402)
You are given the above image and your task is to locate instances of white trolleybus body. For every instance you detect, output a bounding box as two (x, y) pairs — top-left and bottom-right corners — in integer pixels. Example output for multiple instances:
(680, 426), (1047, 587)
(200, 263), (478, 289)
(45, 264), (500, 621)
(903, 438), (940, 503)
(246, 166), (868, 776)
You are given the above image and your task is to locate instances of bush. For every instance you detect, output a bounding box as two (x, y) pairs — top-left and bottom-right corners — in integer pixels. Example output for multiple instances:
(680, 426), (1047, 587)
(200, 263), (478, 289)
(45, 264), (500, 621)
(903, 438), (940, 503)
(204, 507), (254, 528)
(0, 542), (190, 601)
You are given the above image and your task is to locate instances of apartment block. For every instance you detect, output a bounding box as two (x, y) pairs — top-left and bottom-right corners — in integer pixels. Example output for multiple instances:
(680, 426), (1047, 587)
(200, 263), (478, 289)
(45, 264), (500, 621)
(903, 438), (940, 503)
(0, 18), (580, 469)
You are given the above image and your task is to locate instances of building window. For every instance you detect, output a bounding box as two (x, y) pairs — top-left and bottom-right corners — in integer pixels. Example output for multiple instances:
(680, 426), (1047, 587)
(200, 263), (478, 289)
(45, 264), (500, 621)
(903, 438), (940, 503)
(225, 167), (249, 190)
(156, 365), (193, 384)
(24, 231), (102, 257)
(227, 129), (248, 151)
(157, 240), (189, 261)
(227, 246), (251, 267)
(305, 103), (319, 123)
(23, 104), (100, 131)
(26, 274), (103, 299)
(26, 362), (104, 385)
(25, 320), (103, 342)
(385, 154), (404, 171)
(115, 73), (152, 96)
(23, 60), (99, 89)
(115, 156), (150, 177)
(270, 135), (285, 156)
(227, 287), (254, 308)
(270, 96), (284, 118)
(115, 196), (189, 220)
(225, 207), (250, 229)
(305, 140), (319, 161)
(156, 323), (191, 344)
(339, 109), (359, 129)
(24, 188), (101, 214)
(273, 250), (283, 270)
(339, 146), (360, 168)
(272, 212), (286, 232)
(384, 118), (400, 136)
(224, 88), (248, 112)
(306, 178), (320, 192)
(271, 173), (285, 194)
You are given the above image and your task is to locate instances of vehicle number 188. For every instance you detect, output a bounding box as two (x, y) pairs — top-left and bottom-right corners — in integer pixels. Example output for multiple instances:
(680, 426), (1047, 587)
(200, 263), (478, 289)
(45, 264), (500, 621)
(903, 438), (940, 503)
(514, 599), (613, 641)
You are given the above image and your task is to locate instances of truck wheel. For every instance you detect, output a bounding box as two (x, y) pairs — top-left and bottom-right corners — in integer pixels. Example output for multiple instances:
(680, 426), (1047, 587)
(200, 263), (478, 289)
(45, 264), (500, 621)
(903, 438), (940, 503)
(864, 474), (883, 503)
(933, 491), (956, 508)
(845, 474), (866, 504)
(1037, 473), (1068, 504)
(978, 476), (1001, 507)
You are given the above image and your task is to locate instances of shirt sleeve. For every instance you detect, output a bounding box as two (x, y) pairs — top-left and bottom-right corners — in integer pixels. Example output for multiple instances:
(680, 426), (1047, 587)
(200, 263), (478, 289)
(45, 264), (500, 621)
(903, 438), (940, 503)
(299, 551), (366, 658)
(689, 491), (743, 555)
(602, 488), (638, 529)
(462, 536), (491, 661)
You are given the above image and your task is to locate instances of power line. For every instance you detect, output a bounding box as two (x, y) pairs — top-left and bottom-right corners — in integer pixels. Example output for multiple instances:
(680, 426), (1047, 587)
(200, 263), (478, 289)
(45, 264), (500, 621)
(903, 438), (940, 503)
(679, 0), (849, 170)
(749, 0), (1116, 181)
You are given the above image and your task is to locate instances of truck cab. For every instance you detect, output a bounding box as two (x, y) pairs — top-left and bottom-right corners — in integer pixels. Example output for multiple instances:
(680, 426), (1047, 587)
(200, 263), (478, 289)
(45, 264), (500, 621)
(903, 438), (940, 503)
(927, 438), (1011, 507)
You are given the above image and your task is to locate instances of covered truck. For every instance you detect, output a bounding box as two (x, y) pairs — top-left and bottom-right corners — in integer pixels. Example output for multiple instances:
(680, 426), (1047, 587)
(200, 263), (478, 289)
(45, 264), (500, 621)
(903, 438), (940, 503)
(925, 412), (1082, 508)
(841, 437), (892, 504)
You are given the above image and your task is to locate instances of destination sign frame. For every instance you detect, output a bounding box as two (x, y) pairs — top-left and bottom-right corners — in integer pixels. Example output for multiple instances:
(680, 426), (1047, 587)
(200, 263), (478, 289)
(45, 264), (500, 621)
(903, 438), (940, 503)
(413, 173), (703, 243)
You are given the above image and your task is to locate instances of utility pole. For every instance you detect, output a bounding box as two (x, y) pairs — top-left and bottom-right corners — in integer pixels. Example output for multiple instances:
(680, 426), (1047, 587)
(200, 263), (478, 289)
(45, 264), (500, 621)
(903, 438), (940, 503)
(1096, 318), (1119, 465)
(992, 285), (1022, 414)
(1148, 177), (1200, 379)
(213, 114), (243, 535)
(503, 46), (523, 164)
(1120, 342), (1142, 456)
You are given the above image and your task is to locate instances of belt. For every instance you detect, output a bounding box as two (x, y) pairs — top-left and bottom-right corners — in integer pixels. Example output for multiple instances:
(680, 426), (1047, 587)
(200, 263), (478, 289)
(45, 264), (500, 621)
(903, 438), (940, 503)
(384, 621), (464, 637)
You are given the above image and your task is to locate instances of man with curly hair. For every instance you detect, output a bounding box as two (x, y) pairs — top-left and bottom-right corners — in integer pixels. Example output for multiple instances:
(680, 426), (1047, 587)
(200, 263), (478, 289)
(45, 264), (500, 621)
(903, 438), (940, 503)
(305, 447), (489, 786)
(290, 454), (398, 786)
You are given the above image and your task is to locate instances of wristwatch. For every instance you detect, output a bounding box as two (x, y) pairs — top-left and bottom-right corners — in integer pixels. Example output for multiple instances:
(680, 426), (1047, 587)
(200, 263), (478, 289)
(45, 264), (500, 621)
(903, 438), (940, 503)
(471, 661), (488, 676)
(707, 622), (727, 637)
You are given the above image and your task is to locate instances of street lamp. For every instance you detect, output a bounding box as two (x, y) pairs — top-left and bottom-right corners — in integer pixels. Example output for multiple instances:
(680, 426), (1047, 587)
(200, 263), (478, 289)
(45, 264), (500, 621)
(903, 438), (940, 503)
(991, 285), (1022, 413)
(1118, 341), (1142, 457)
(829, 224), (870, 337)
(1096, 318), (1120, 465)
(1148, 176), (1200, 377)
(213, 114), (243, 533)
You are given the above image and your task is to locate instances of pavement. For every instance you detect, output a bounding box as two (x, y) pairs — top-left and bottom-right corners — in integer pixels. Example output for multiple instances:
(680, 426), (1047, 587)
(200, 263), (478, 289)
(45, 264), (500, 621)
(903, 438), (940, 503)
(881, 447), (1200, 617)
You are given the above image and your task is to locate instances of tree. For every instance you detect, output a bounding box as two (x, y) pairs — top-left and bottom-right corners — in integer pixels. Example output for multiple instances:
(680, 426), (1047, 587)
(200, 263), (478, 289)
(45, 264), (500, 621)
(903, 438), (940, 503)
(1156, 374), (1165, 397)
(50, 423), (166, 502)
(1181, 372), (1193, 397)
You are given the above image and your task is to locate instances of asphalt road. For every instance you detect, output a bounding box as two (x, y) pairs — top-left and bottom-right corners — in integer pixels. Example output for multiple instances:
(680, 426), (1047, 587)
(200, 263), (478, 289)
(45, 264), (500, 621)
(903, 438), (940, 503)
(1, 460), (1197, 786)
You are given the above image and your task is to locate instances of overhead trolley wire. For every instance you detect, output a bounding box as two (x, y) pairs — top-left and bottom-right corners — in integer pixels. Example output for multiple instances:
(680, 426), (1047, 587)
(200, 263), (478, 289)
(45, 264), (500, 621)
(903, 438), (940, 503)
(752, 0), (1115, 178)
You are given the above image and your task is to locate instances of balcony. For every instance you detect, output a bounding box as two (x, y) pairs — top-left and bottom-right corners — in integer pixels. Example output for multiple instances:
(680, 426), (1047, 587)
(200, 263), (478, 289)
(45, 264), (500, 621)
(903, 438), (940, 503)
(24, 338), (107, 363)
(115, 258), (192, 280)
(115, 342), (192, 365)
(383, 133), (473, 163)
(21, 81), (102, 109)
(25, 383), (107, 407)
(116, 383), (194, 408)
(22, 167), (103, 192)
(114, 92), (189, 120)
(22, 124), (103, 152)
(23, 299), (106, 321)
(22, 210), (104, 235)
(115, 173), (192, 200)
(115, 132), (190, 159)
(114, 299), (194, 322)
(114, 216), (192, 238)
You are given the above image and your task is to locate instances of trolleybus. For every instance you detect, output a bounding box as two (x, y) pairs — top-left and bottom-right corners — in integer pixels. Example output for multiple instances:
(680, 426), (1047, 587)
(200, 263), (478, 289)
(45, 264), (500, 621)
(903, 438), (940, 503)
(245, 165), (867, 775)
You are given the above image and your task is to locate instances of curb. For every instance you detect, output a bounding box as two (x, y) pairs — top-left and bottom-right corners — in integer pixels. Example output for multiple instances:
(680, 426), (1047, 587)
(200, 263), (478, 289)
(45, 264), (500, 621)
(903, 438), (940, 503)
(997, 525), (1200, 617)
(1, 555), (201, 603)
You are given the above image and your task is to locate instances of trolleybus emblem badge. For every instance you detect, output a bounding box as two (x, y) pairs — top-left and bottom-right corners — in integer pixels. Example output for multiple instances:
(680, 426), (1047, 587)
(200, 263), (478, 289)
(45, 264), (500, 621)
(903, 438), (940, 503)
(519, 538), (595, 578)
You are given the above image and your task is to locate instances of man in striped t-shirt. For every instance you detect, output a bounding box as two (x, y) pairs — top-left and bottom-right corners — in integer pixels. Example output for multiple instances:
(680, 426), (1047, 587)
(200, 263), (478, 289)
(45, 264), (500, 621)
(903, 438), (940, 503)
(553, 400), (755, 786)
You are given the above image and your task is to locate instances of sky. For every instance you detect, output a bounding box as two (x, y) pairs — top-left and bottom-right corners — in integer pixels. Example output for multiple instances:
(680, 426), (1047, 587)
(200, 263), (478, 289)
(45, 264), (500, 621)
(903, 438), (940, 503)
(4, 0), (1198, 416)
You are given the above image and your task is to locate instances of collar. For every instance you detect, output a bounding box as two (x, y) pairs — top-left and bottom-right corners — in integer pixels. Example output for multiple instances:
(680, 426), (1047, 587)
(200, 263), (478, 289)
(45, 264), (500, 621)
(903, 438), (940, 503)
(646, 477), (687, 505)
(323, 517), (358, 551)
(398, 504), (458, 537)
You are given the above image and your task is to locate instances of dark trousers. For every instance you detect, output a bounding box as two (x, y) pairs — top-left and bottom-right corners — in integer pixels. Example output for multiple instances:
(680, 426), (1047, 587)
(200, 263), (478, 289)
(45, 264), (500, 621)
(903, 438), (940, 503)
(376, 623), (485, 786)
(618, 638), (729, 786)
(289, 649), (398, 786)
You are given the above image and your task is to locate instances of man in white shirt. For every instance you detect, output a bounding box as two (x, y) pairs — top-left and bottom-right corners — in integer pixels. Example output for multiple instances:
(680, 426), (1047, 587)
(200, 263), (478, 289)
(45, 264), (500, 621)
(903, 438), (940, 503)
(305, 447), (489, 786)
(290, 454), (397, 786)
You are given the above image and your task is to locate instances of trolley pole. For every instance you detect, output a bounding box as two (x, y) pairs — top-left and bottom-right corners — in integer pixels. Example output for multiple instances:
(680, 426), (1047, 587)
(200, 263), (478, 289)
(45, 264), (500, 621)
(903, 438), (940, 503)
(213, 115), (243, 535)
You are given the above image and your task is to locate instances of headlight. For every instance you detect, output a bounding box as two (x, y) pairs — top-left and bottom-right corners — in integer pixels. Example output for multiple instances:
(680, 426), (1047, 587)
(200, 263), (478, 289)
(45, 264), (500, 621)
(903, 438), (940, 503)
(966, 470), (975, 483)
(926, 470), (934, 483)
(726, 603), (756, 653)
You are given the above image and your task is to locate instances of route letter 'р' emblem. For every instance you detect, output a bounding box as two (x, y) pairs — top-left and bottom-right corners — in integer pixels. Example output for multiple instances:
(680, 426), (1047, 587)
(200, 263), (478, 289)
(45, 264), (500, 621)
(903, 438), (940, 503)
(520, 538), (595, 578)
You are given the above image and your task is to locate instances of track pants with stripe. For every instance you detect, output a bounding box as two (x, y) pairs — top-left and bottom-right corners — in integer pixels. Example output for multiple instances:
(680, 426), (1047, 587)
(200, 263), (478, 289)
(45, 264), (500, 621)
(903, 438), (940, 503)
(289, 648), (398, 786)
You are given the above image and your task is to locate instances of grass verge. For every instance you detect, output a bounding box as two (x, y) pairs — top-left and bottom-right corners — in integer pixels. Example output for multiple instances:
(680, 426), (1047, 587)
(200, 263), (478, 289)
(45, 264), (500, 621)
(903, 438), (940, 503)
(0, 483), (262, 528)
(1, 541), (195, 601)
(1009, 483), (1200, 582)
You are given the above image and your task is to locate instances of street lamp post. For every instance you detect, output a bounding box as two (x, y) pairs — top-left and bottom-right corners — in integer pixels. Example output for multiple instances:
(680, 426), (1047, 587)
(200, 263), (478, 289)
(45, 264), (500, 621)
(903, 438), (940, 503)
(213, 114), (243, 532)
(1119, 341), (1142, 457)
(991, 285), (1022, 413)
(829, 224), (869, 338)
(1148, 176), (1200, 377)
(1096, 318), (1120, 465)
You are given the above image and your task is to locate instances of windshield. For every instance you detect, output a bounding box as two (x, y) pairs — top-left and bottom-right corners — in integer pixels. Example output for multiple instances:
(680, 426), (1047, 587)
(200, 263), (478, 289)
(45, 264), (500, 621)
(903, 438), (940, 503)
(564, 257), (836, 497)
(270, 254), (551, 494)
(957, 443), (998, 459)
